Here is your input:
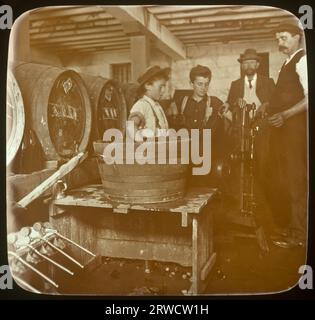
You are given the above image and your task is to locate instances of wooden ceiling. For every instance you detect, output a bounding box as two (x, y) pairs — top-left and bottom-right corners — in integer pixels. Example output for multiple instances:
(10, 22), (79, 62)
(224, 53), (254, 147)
(29, 5), (293, 56)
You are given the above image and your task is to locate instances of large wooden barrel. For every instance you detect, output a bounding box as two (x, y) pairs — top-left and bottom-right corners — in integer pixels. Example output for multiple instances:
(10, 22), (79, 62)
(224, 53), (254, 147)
(120, 83), (139, 116)
(7, 71), (25, 166)
(93, 138), (189, 204)
(13, 63), (92, 161)
(80, 74), (127, 141)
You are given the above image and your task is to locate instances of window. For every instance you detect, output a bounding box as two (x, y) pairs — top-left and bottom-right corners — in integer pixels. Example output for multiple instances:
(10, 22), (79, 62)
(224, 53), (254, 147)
(111, 63), (131, 83)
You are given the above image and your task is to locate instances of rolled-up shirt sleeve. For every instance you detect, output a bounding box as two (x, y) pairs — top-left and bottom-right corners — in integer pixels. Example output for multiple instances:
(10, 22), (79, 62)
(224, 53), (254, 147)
(296, 55), (308, 96)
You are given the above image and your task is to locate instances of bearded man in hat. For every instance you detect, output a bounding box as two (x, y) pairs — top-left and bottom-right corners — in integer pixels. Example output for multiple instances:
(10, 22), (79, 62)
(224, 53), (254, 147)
(226, 48), (275, 117)
(127, 66), (170, 140)
(225, 49), (275, 205)
(266, 21), (308, 249)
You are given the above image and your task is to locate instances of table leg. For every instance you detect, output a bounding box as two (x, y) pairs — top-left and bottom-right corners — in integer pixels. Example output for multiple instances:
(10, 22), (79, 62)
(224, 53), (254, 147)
(189, 210), (216, 295)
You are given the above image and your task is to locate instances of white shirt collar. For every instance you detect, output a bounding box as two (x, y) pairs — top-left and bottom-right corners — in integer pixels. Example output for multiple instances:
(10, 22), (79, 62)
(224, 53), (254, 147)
(245, 73), (257, 85)
(285, 48), (304, 65)
(143, 94), (158, 106)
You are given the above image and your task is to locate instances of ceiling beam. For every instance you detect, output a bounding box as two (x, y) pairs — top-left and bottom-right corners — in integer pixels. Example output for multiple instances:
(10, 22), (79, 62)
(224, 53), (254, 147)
(32, 36), (130, 48)
(58, 46), (129, 55)
(153, 6), (278, 20)
(162, 10), (291, 25)
(30, 25), (123, 40)
(184, 33), (275, 45)
(30, 30), (127, 45)
(105, 6), (186, 60)
(147, 5), (241, 15)
(30, 19), (120, 34)
(29, 6), (109, 21)
(166, 15), (289, 31)
(30, 12), (119, 29)
(55, 41), (130, 52)
(178, 28), (275, 41)
(173, 24), (280, 36)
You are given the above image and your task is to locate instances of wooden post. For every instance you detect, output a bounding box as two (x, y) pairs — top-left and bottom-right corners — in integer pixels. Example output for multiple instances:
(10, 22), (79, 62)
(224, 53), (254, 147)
(130, 35), (150, 82)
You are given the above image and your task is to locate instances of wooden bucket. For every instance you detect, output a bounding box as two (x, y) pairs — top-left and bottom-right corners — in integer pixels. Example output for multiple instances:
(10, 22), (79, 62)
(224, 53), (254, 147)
(13, 63), (92, 161)
(80, 74), (127, 141)
(7, 71), (25, 166)
(93, 138), (189, 204)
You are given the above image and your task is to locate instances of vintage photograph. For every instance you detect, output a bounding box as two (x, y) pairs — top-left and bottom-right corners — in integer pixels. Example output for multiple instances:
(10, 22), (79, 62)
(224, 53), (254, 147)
(6, 5), (308, 295)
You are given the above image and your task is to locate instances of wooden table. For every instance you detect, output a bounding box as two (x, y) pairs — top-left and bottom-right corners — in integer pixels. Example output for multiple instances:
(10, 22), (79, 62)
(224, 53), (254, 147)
(49, 184), (217, 294)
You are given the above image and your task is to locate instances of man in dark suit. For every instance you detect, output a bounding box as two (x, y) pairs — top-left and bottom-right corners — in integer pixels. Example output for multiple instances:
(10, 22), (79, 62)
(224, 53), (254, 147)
(225, 49), (276, 212)
(226, 48), (275, 117)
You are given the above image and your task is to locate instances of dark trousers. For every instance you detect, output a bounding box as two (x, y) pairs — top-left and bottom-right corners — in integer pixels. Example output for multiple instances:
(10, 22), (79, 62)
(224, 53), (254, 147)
(264, 113), (307, 240)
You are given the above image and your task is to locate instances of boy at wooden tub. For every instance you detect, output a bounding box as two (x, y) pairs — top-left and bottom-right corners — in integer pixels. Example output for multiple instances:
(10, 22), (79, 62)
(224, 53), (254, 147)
(126, 66), (170, 141)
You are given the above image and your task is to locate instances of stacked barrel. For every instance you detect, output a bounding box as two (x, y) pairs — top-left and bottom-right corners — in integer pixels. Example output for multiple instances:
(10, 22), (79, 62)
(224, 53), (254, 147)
(7, 63), (130, 173)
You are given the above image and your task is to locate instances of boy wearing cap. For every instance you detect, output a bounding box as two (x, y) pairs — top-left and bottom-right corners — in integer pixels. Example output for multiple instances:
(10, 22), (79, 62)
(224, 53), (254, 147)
(127, 66), (170, 140)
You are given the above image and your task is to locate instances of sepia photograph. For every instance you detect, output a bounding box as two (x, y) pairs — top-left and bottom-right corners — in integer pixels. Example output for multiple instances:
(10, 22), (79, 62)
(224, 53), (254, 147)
(6, 5), (308, 296)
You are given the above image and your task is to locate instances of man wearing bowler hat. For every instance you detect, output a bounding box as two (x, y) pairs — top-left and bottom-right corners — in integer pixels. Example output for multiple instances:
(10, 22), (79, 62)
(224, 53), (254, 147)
(225, 48), (275, 204)
(127, 65), (170, 140)
(226, 48), (275, 117)
(266, 21), (308, 249)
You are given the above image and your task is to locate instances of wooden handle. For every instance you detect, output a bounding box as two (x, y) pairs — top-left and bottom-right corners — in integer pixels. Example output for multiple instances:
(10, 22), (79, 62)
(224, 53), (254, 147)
(17, 152), (88, 209)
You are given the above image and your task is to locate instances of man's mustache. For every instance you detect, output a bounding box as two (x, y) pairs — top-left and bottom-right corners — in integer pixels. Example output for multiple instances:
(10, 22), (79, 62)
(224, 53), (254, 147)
(279, 45), (288, 51)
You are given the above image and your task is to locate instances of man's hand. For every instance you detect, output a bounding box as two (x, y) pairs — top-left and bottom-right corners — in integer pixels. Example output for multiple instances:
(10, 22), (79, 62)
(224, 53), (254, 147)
(268, 113), (285, 127)
(255, 103), (268, 119)
(204, 105), (213, 121)
(167, 101), (178, 116)
(237, 98), (247, 109)
(220, 102), (230, 114)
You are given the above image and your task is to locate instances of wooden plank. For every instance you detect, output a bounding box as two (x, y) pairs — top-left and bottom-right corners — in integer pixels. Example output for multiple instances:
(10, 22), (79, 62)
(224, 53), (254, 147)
(201, 252), (216, 281)
(30, 21), (121, 35)
(190, 217), (199, 294)
(58, 47), (129, 55)
(70, 210), (97, 265)
(163, 10), (290, 25)
(7, 169), (56, 200)
(106, 6), (186, 59)
(177, 27), (276, 40)
(30, 30), (127, 45)
(153, 6), (279, 20)
(18, 152), (88, 208)
(29, 6), (109, 21)
(184, 33), (274, 45)
(54, 41), (130, 52)
(30, 14), (119, 28)
(148, 5), (239, 15)
(31, 26), (124, 41)
(172, 24), (280, 36)
(52, 184), (217, 215)
(96, 238), (192, 267)
(35, 36), (129, 49)
(167, 15), (289, 31)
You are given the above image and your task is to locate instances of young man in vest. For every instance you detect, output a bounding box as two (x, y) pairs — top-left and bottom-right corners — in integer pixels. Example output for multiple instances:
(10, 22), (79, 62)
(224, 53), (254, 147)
(168, 65), (231, 187)
(170, 65), (227, 130)
(266, 22), (308, 249)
